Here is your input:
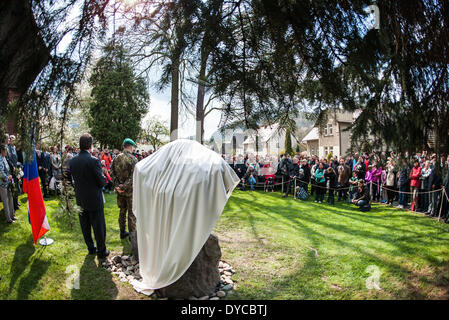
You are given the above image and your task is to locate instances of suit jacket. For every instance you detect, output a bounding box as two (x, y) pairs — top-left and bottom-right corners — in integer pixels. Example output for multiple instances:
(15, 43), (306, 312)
(7, 145), (18, 167)
(38, 151), (51, 172)
(69, 150), (106, 211)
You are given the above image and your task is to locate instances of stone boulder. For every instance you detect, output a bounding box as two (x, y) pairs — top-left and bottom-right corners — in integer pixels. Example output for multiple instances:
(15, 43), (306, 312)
(155, 234), (221, 299)
(129, 231), (139, 261)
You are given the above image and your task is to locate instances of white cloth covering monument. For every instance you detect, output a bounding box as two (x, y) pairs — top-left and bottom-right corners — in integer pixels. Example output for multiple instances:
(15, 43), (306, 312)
(131, 139), (240, 296)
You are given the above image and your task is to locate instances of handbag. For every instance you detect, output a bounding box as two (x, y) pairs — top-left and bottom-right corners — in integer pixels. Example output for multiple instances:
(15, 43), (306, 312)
(49, 176), (56, 190)
(296, 186), (308, 200)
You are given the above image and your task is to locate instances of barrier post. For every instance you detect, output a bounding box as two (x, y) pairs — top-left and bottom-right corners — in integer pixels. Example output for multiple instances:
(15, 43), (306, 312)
(294, 177), (297, 199)
(438, 187), (445, 222)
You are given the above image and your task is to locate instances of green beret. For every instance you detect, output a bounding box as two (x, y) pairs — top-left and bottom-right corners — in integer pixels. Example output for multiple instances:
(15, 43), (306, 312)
(123, 138), (137, 147)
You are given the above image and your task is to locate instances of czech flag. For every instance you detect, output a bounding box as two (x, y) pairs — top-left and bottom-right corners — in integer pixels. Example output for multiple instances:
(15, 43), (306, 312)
(23, 140), (50, 244)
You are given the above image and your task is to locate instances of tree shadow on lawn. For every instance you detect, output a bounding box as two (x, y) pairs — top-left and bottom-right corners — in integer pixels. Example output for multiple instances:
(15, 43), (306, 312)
(258, 200), (448, 265)
(230, 193), (449, 298)
(243, 206), (444, 299)
(71, 254), (118, 300)
(262, 218), (448, 299)
(232, 192), (449, 262)
(328, 206), (449, 242)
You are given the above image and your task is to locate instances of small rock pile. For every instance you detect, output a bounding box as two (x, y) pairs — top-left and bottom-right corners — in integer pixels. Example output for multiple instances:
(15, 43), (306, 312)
(102, 255), (141, 283)
(102, 254), (236, 300)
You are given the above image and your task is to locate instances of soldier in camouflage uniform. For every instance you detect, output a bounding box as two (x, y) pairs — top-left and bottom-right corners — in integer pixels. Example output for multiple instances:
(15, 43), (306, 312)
(110, 138), (138, 239)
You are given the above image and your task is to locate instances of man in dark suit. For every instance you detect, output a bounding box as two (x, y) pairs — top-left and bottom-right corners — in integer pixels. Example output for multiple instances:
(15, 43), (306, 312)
(37, 146), (51, 198)
(69, 133), (109, 259)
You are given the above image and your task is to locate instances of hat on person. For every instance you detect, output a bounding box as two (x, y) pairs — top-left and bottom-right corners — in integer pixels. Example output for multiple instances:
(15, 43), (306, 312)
(123, 138), (137, 147)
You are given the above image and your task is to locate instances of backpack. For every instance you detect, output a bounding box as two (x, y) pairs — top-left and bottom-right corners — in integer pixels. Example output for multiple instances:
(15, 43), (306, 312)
(296, 186), (308, 200)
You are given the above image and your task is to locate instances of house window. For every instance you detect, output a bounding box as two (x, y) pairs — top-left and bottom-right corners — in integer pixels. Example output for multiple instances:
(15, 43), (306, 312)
(324, 147), (328, 155)
(323, 124), (333, 136)
(329, 146), (333, 155)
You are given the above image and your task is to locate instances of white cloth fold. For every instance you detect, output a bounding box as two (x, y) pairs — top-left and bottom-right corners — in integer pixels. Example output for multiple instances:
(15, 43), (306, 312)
(132, 139), (239, 293)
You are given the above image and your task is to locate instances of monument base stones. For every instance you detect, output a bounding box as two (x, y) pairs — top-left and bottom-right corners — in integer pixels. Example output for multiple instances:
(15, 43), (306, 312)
(103, 234), (236, 300)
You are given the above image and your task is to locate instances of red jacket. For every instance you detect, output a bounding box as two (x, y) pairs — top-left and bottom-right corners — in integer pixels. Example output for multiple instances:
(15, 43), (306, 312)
(101, 153), (112, 170)
(410, 166), (422, 187)
(263, 164), (276, 184)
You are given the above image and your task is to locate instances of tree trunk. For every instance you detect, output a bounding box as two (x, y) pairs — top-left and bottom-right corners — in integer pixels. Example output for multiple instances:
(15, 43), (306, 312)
(195, 47), (209, 144)
(170, 58), (179, 141)
(0, 1), (50, 113)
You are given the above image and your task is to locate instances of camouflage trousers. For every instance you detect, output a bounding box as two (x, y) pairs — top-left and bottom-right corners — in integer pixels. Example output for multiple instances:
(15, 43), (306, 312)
(117, 195), (136, 232)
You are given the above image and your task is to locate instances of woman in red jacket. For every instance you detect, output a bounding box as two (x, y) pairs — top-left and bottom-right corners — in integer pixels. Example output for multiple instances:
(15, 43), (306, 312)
(101, 149), (112, 170)
(410, 160), (422, 211)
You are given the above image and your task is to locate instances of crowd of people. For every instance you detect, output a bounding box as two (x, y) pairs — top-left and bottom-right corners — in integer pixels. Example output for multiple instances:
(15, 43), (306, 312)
(1, 132), (151, 259)
(0, 134), (22, 224)
(0, 132), (154, 228)
(2, 131), (449, 247)
(227, 150), (449, 223)
(34, 145), (153, 198)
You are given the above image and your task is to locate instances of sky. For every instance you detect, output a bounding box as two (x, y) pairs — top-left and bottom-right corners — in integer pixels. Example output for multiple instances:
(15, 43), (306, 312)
(54, 0), (222, 142)
(54, 1), (379, 142)
(143, 88), (222, 141)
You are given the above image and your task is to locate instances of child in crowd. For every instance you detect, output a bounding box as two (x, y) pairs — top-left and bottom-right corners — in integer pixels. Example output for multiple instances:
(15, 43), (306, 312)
(248, 174), (256, 191)
(101, 160), (113, 194)
(348, 171), (359, 203)
(325, 167), (337, 205)
(295, 169), (308, 200)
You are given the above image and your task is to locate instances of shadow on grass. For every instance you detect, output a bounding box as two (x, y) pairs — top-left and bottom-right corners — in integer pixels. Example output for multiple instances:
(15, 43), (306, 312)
(120, 238), (132, 255)
(8, 236), (35, 295)
(0, 213), (13, 235)
(71, 254), (118, 300)
(228, 190), (449, 299)
(16, 258), (51, 300)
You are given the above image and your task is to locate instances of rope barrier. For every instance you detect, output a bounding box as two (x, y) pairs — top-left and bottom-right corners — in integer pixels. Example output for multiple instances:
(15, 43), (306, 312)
(239, 177), (445, 197)
(238, 178), (352, 191)
(237, 175), (448, 222)
(370, 181), (444, 195)
(443, 187), (449, 202)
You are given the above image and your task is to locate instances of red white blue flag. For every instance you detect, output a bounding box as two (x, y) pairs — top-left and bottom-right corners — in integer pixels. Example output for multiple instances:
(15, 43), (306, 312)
(23, 139), (50, 244)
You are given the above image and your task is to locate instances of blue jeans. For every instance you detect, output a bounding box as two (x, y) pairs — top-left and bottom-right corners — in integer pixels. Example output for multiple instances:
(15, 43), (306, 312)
(356, 200), (368, 207)
(356, 199), (370, 211)
(348, 190), (356, 203)
(399, 185), (407, 206)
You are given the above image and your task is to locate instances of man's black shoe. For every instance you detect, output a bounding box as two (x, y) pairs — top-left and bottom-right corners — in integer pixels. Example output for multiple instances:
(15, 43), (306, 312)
(98, 250), (110, 260)
(88, 247), (97, 255)
(120, 231), (130, 239)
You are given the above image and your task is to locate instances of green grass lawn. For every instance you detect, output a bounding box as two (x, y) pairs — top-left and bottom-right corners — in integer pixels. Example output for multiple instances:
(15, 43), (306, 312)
(1, 190), (449, 300)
